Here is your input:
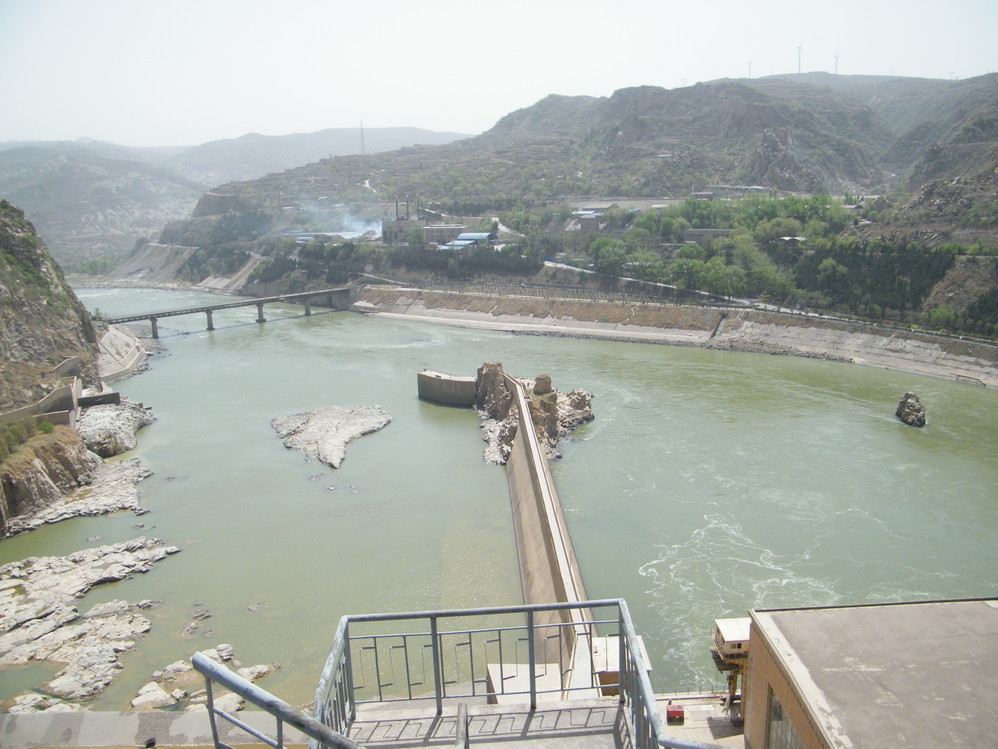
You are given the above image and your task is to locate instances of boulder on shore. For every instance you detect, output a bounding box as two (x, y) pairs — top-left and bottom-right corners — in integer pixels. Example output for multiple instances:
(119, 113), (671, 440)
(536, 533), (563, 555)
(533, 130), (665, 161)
(896, 392), (927, 427)
(77, 399), (155, 457)
(272, 405), (392, 468)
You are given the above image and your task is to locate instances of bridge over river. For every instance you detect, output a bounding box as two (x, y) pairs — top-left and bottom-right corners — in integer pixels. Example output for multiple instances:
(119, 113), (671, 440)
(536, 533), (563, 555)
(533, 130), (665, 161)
(96, 287), (352, 337)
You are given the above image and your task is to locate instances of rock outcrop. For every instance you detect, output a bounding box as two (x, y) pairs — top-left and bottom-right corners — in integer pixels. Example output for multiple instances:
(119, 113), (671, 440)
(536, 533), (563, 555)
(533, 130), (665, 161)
(0, 200), (100, 412)
(0, 426), (101, 535)
(272, 405), (392, 468)
(896, 392), (927, 427)
(2, 457), (151, 537)
(77, 399), (155, 457)
(476, 362), (593, 464)
(0, 537), (180, 704)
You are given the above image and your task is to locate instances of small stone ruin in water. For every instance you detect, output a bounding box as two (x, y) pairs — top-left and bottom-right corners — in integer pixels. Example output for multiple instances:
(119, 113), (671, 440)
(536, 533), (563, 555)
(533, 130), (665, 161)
(475, 361), (594, 464)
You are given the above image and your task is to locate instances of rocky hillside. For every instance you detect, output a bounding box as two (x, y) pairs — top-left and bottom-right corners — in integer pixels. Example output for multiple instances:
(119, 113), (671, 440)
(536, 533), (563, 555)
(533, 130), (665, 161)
(0, 200), (100, 411)
(157, 74), (996, 221)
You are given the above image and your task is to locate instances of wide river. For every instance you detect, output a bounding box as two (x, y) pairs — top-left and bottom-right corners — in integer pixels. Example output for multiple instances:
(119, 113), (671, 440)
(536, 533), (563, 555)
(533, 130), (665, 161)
(3, 287), (997, 709)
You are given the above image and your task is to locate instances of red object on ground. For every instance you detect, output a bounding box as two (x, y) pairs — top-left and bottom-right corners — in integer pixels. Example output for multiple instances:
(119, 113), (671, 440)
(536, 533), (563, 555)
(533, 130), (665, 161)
(666, 703), (685, 722)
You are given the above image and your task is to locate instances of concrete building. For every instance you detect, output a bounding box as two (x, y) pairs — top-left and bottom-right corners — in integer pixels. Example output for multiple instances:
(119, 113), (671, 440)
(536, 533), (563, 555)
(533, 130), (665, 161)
(381, 218), (421, 244)
(743, 598), (998, 749)
(424, 224), (466, 244)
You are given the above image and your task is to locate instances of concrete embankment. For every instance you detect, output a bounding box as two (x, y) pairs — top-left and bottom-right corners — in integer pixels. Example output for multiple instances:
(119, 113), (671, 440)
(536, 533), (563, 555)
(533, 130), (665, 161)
(98, 325), (148, 383)
(360, 286), (998, 388)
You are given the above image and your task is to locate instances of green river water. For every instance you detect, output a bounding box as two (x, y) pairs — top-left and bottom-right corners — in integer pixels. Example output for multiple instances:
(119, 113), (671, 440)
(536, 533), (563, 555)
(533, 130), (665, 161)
(2, 286), (996, 709)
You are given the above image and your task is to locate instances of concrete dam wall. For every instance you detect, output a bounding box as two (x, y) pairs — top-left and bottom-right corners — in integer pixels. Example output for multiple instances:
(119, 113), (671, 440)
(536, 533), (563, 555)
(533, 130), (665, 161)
(417, 368), (592, 664)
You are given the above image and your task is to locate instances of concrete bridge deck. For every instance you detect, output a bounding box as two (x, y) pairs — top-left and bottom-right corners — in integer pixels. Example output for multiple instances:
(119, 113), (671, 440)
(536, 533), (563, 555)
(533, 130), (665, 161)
(98, 287), (352, 337)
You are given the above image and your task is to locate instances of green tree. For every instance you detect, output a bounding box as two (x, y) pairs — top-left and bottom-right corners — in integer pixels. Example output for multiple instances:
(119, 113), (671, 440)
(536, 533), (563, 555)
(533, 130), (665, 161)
(703, 256), (745, 298)
(668, 258), (706, 289)
(928, 304), (958, 330)
(591, 238), (627, 276)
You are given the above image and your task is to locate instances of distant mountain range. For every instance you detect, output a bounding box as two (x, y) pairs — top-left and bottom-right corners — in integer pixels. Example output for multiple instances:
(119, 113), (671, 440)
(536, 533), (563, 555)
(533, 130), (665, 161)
(0, 127), (469, 267)
(192, 73), (996, 216)
(2, 73), (996, 270)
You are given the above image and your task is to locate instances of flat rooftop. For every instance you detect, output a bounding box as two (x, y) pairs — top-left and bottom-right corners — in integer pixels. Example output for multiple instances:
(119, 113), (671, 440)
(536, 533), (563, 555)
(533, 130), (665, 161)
(752, 598), (998, 748)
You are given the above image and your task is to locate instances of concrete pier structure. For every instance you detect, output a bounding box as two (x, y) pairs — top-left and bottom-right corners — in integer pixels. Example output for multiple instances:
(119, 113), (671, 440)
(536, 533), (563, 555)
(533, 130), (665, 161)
(416, 370), (477, 405)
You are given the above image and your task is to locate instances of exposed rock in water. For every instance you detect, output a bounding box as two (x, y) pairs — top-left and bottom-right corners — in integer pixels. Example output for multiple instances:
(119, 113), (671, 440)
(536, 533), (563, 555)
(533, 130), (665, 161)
(272, 405), (392, 468)
(476, 362), (593, 464)
(77, 399), (155, 457)
(8, 693), (85, 713)
(0, 537), (179, 703)
(896, 392), (927, 427)
(130, 644), (278, 711)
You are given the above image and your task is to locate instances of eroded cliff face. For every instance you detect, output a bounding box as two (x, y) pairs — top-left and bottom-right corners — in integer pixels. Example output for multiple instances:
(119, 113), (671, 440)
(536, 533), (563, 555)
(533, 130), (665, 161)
(0, 200), (100, 411)
(0, 427), (101, 535)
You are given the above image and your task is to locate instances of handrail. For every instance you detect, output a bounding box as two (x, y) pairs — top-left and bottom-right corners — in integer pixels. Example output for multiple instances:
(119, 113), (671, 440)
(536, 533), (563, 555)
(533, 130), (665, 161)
(191, 651), (364, 749)
(615, 600), (723, 749)
(454, 702), (469, 749)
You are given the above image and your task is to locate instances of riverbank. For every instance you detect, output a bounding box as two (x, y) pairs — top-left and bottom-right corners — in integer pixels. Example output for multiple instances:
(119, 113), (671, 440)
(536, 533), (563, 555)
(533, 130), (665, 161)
(353, 286), (998, 388)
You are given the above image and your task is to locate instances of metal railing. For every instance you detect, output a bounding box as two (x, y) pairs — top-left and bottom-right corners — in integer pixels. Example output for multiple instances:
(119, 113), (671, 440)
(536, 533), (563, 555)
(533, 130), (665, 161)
(312, 599), (724, 749)
(191, 651), (362, 749)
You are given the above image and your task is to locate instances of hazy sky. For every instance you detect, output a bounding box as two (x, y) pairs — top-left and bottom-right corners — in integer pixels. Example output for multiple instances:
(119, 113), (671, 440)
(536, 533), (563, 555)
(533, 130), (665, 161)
(1, 0), (996, 147)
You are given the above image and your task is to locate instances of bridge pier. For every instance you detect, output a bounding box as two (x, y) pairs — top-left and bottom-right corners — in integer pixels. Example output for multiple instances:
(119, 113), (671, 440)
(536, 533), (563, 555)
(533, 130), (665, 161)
(206, 310), (214, 331)
(304, 300), (311, 316)
(150, 317), (159, 339)
(256, 303), (266, 324)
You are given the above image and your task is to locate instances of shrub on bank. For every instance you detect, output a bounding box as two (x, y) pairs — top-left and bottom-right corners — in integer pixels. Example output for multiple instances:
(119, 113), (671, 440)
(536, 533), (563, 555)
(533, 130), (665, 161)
(0, 417), (50, 466)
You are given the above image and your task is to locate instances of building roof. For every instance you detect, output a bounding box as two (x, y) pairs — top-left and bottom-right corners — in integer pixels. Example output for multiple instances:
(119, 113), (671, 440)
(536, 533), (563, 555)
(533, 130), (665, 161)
(751, 599), (998, 749)
(715, 617), (751, 643)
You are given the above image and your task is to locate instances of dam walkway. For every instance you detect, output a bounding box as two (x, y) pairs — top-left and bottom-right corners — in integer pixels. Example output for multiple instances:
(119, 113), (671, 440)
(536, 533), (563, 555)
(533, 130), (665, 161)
(96, 287), (352, 337)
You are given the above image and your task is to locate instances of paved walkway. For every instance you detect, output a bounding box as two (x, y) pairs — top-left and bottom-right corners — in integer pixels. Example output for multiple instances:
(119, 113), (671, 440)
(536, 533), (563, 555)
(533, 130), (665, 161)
(0, 695), (743, 748)
(350, 699), (622, 748)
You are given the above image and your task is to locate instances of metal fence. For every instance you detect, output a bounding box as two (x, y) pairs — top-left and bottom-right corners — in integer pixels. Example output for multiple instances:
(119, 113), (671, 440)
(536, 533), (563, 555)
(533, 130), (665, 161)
(192, 599), (724, 749)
